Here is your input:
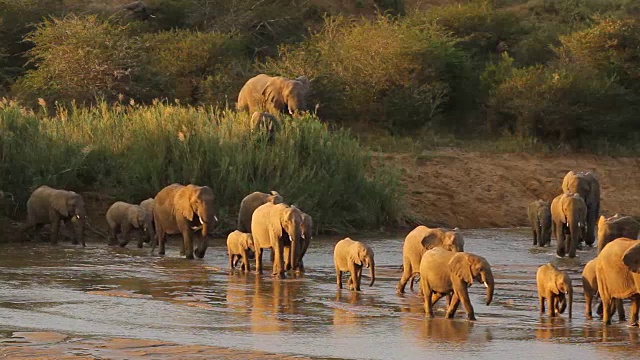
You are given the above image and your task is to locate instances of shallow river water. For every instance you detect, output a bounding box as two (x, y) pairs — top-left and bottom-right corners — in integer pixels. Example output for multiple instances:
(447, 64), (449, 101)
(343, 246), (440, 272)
(0, 228), (639, 359)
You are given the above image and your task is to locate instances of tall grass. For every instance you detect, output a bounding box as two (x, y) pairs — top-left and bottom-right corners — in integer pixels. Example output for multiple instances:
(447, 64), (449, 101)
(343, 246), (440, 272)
(0, 99), (404, 233)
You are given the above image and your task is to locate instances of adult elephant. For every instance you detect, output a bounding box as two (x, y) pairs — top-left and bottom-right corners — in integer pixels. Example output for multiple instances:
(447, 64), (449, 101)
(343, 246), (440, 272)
(290, 206), (313, 273)
(251, 202), (303, 278)
(562, 171), (600, 247)
(419, 248), (494, 320)
(527, 199), (551, 247)
(597, 238), (640, 325)
(551, 193), (587, 258)
(597, 214), (640, 254)
(582, 258), (625, 321)
(152, 184), (218, 259)
(237, 191), (283, 233)
(396, 225), (464, 294)
(21, 185), (86, 246)
(237, 74), (310, 115)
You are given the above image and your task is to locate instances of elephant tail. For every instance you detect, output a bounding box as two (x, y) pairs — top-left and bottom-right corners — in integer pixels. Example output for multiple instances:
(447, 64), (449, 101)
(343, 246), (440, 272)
(409, 272), (421, 292)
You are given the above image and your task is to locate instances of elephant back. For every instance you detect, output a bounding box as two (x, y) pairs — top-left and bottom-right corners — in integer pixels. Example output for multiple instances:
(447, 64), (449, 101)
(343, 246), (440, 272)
(153, 183), (185, 233)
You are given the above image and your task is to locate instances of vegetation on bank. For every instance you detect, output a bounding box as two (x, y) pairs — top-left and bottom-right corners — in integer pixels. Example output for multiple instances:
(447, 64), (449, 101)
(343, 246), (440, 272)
(0, 99), (403, 233)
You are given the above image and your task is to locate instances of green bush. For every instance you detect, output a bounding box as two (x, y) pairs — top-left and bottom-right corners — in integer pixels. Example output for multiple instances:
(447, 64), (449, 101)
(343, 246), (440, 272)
(13, 15), (140, 105)
(0, 99), (404, 232)
(262, 15), (468, 131)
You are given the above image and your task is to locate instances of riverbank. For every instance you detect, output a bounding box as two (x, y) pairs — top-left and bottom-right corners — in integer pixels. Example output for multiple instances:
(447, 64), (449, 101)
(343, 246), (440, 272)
(386, 150), (640, 229)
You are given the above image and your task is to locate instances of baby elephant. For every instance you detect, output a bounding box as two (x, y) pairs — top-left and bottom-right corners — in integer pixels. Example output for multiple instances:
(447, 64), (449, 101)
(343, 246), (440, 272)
(226, 230), (256, 272)
(581, 258), (625, 321)
(536, 263), (573, 318)
(334, 238), (375, 291)
(105, 201), (154, 248)
(527, 199), (551, 247)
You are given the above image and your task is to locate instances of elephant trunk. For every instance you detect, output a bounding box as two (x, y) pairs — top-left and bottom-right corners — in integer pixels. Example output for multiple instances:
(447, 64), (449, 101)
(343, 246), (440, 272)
(541, 215), (552, 246)
(369, 259), (376, 287)
(75, 218), (85, 247)
(286, 223), (299, 271)
(481, 270), (494, 305)
(568, 287), (573, 319)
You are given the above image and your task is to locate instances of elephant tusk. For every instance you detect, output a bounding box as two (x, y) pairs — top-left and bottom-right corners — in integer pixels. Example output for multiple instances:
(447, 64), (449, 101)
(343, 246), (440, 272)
(483, 282), (489, 288)
(199, 217), (204, 225)
(214, 215), (218, 222)
(76, 214), (81, 219)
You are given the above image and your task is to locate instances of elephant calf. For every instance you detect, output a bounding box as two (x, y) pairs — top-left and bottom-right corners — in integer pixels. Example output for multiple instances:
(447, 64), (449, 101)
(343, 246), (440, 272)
(582, 258), (625, 321)
(536, 263), (572, 318)
(419, 248), (494, 320)
(106, 201), (154, 248)
(21, 185), (86, 247)
(227, 230), (256, 272)
(597, 214), (640, 254)
(334, 238), (375, 291)
(527, 199), (551, 247)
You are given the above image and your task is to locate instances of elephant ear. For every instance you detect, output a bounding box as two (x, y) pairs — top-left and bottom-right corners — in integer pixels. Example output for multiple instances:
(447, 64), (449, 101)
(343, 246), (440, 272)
(51, 191), (70, 217)
(450, 253), (474, 284)
(420, 230), (440, 250)
(623, 242), (640, 273)
(262, 78), (285, 111)
(176, 185), (195, 221)
(295, 76), (310, 94)
(348, 247), (362, 266)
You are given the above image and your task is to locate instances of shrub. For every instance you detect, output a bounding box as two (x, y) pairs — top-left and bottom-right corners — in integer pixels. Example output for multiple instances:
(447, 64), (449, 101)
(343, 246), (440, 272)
(139, 29), (250, 104)
(262, 15), (468, 131)
(13, 15), (140, 105)
(0, 100), (404, 232)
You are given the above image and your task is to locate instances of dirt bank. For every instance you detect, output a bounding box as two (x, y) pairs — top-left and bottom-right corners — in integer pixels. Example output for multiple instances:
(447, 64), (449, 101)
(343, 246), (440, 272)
(0, 332), (311, 360)
(388, 150), (640, 229)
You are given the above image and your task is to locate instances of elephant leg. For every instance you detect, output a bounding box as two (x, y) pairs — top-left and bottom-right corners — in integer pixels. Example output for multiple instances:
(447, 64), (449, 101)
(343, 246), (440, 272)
(616, 298), (626, 322)
(157, 232), (167, 255)
(109, 226), (119, 246)
(181, 228), (194, 260)
(356, 266), (363, 291)
(602, 296), (612, 325)
(455, 286), (476, 321)
(229, 253), (235, 270)
(241, 250), (250, 272)
(445, 293), (461, 319)
(136, 230), (144, 249)
(272, 242), (285, 278)
(630, 297), (639, 327)
(396, 257), (412, 294)
(549, 293), (557, 317)
(336, 268), (343, 289)
(585, 292), (593, 320)
(422, 280), (435, 318)
(568, 232), (577, 258)
(539, 295), (545, 315)
(256, 248), (264, 274)
(50, 218), (61, 245)
(555, 222), (565, 257)
(283, 246), (291, 271)
(532, 227), (538, 246)
(119, 224), (132, 247)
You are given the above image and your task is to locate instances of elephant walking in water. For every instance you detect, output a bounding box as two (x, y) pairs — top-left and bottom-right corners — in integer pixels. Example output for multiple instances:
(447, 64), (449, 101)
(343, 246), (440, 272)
(105, 201), (154, 248)
(333, 238), (375, 291)
(551, 193), (587, 258)
(562, 171), (600, 247)
(536, 263), (573, 318)
(527, 199), (551, 247)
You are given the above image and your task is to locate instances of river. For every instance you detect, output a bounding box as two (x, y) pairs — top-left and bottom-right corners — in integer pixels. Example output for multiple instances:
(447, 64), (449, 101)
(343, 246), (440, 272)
(0, 228), (638, 359)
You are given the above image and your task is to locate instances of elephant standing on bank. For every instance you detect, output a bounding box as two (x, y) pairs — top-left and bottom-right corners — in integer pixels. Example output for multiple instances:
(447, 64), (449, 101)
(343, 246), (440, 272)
(536, 263), (573, 318)
(396, 225), (464, 294)
(152, 184), (218, 259)
(419, 248), (494, 320)
(551, 193), (587, 258)
(527, 199), (551, 247)
(105, 201), (155, 248)
(333, 238), (375, 291)
(237, 191), (283, 233)
(562, 171), (600, 247)
(251, 202), (303, 278)
(582, 258), (625, 321)
(21, 185), (86, 247)
(597, 214), (640, 254)
(237, 74), (310, 115)
(597, 238), (640, 325)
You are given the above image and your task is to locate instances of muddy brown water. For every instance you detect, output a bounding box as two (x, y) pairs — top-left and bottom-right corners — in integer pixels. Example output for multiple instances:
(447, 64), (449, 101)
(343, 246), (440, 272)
(0, 229), (639, 359)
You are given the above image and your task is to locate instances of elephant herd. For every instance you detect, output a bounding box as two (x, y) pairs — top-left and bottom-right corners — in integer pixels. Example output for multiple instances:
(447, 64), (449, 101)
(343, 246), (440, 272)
(527, 170), (640, 326)
(16, 169), (640, 327)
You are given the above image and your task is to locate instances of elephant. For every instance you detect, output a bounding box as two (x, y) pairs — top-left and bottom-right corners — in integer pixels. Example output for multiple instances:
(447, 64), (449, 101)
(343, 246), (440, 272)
(527, 199), (552, 247)
(251, 202), (303, 278)
(550, 193), (587, 258)
(237, 74), (310, 115)
(562, 171), (601, 247)
(21, 185), (86, 247)
(287, 206), (312, 273)
(396, 225), (464, 294)
(536, 263), (573, 318)
(582, 258), (625, 321)
(152, 184), (218, 259)
(333, 237), (375, 291)
(250, 112), (280, 143)
(140, 198), (155, 238)
(597, 214), (640, 254)
(597, 238), (640, 325)
(226, 230), (256, 272)
(419, 248), (494, 320)
(105, 201), (154, 248)
(237, 191), (283, 233)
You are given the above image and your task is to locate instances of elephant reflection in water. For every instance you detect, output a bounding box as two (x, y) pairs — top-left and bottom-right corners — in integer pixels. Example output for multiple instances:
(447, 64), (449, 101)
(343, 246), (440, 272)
(401, 316), (490, 344)
(250, 277), (300, 333)
(151, 258), (212, 301)
(225, 274), (252, 314)
(535, 317), (570, 340)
